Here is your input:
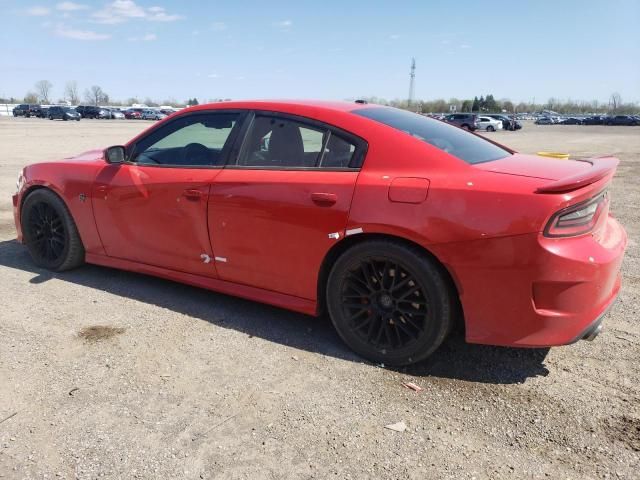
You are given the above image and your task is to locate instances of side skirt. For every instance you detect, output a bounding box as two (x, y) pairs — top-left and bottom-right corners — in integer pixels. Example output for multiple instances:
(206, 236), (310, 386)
(85, 253), (318, 316)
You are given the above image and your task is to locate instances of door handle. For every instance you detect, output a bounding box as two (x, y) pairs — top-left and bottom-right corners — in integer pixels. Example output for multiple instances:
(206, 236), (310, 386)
(311, 192), (337, 205)
(183, 189), (203, 201)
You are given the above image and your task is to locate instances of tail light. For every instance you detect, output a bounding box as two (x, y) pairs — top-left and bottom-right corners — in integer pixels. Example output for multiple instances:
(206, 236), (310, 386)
(544, 191), (609, 238)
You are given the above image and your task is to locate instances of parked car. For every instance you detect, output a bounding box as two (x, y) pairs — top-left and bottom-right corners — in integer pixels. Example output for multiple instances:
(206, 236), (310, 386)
(141, 110), (167, 120)
(97, 108), (114, 119)
(75, 105), (102, 119)
(582, 116), (606, 125)
(559, 117), (583, 125)
(12, 100), (627, 366)
(12, 104), (32, 117)
(47, 106), (81, 121)
(110, 109), (125, 119)
(535, 117), (554, 125)
(12, 104), (43, 117)
(606, 115), (639, 126)
(476, 116), (503, 132)
(124, 108), (144, 119)
(444, 113), (478, 131)
(36, 106), (50, 118)
(485, 114), (521, 131)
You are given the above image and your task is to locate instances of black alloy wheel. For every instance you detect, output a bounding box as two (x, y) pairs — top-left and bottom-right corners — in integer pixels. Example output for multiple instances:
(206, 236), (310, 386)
(327, 240), (454, 366)
(21, 189), (85, 271)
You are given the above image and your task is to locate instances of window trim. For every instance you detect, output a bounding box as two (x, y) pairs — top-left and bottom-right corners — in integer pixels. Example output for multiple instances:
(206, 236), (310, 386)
(224, 110), (368, 171)
(125, 110), (248, 169)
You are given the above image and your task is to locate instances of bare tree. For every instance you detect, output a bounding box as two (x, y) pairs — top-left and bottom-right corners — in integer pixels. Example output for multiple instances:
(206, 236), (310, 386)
(84, 85), (108, 106)
(24, 91), (39, 103)
(609, 92), (622, 112)
(34, 80), (53, 104)
(64, 81), (80, 105)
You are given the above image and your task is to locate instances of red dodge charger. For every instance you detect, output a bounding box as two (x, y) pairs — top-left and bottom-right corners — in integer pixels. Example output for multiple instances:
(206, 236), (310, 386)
(12, 100), (627, 365)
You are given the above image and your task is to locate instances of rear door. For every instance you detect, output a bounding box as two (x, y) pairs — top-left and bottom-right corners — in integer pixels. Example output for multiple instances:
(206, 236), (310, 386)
(208, 112), (367, 300)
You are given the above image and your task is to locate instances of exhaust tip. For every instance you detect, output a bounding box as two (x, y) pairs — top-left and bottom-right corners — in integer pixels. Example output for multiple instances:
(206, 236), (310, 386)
(583, 324), (603, 342)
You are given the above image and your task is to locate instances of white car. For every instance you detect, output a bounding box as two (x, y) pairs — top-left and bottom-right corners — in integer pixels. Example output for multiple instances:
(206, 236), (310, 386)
(476, 116), (503, 132)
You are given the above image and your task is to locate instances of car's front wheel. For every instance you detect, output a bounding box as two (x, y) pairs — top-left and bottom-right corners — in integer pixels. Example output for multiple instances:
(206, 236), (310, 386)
(327, 240), (454, 366)
(21, 189), (85, 271)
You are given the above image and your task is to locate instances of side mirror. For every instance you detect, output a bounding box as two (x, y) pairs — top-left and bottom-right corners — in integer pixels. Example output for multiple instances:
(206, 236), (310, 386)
(105, 145), (126, 164)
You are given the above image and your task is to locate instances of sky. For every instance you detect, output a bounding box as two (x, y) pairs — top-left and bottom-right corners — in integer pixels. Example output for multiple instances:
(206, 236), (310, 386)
(1, 0), (639, 104)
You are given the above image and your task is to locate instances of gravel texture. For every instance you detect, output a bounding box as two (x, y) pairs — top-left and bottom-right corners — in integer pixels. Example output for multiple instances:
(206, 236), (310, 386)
(0, 117), (638, 479)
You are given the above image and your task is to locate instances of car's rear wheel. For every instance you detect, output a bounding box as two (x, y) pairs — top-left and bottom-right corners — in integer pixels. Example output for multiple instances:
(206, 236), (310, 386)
(461, 124), (470, 130)
(326, 240), (454, 366)
(487, 125), (495, 132)
(21, 189), (85, 271)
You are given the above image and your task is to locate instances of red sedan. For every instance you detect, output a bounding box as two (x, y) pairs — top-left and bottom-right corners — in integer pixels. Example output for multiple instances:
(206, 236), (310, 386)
(12, 101), (627, 365)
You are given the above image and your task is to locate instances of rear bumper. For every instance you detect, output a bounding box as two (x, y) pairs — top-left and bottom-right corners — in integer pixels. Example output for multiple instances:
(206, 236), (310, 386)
(431, 215), (627, 347)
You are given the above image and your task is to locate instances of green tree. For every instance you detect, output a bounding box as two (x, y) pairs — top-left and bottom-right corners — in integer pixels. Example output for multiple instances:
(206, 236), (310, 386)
(461, 100), (473, 112)
(471, 96), (479, 112)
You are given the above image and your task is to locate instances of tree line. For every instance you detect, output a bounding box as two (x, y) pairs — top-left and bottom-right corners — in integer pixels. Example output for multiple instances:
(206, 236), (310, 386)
(2, 81), (637, 114)
(359, 93), (639, 115)
(0, 80), (190, 108)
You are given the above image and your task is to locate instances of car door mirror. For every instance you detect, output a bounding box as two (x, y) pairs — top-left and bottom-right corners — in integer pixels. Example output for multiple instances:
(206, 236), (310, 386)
(105, 145), (126, 164)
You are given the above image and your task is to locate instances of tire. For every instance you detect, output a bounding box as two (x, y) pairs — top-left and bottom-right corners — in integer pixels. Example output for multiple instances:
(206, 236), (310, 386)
(461, 124), (470, 130)
(326, 240), (454, 366)
(21, 189), (85, 271)
(487, 126), (495, 132)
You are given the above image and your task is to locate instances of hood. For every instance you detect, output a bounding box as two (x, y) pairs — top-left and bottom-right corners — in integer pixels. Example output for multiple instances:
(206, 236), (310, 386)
(474, 153), (592, 180)
(64, 149), (105, 162)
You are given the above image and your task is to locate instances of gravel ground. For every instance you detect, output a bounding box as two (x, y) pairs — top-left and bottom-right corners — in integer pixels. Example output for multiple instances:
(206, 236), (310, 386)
(0, 117), (638, 479)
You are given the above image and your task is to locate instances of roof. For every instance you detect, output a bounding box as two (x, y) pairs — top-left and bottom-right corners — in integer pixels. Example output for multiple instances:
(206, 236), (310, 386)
(188, 99), (377, 114)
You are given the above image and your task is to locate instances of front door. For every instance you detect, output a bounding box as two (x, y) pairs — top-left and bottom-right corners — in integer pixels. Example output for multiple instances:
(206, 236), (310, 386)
(92, 111), (244, 277)
(208, 112), (366, 300)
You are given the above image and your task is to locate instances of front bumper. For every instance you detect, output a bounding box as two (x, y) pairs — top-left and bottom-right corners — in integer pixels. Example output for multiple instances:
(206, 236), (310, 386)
(432, 215), (627, 347)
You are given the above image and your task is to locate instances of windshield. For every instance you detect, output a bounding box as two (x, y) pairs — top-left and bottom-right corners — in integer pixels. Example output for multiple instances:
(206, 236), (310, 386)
(353, 106), (511, 164)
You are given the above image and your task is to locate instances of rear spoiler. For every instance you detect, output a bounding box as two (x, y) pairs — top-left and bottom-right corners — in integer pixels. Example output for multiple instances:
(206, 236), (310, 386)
(535, 156), (619, 193)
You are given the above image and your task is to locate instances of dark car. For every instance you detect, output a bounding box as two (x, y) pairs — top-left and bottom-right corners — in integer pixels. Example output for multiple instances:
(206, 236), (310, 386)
(485, 114), (522, 131)
(75, 105), (102, 119)
(582, 116), (605, 125)
(559, 117), (583, 125)
(48, 106), (81, 121)
(444, 113), (478, 131)
(606, 115), (639, 126)
(12, 104), (42, 117)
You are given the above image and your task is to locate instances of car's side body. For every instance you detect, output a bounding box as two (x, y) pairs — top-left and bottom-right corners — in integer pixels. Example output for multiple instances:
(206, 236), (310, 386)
(48, 106), (81, 121)
(476, 116), (503, 131)
(12, 100), (626, 349)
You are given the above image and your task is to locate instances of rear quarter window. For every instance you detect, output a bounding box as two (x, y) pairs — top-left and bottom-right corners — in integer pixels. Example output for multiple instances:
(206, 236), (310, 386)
(353, 107), (511, 165)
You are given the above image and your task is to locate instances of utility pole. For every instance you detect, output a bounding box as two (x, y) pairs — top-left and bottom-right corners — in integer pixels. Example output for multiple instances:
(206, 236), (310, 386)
(408, 58), (415, 108)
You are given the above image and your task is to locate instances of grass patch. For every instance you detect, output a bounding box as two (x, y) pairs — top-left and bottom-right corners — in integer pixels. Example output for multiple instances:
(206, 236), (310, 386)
(78, 325), (126, 342)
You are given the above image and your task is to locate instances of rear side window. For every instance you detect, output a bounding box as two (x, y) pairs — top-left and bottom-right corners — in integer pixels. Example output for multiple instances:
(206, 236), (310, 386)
(353, 107), (511, 164)
(234, 114), (358, 169)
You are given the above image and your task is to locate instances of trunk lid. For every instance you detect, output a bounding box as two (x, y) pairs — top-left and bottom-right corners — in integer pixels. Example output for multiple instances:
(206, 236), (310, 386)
(475, 153), (619, 193)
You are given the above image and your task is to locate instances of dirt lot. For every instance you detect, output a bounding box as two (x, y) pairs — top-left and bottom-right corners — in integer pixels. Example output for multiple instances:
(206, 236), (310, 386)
(0, 117), (638, 479)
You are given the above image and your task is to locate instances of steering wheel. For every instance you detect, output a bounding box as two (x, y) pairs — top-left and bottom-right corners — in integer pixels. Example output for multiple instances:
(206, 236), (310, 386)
(181, 143), (211, 166)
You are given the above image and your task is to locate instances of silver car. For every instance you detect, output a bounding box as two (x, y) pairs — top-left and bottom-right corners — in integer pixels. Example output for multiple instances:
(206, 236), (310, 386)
(141, 110), (167, 121)
(476, 116), (503, 132)
(110, 109), (125, 119)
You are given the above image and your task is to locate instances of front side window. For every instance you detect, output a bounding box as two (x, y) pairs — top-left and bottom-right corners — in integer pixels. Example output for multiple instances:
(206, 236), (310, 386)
(131, 112), (241, 167)
(235, 114), (357, 169)
(353, 107), (511, 165)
